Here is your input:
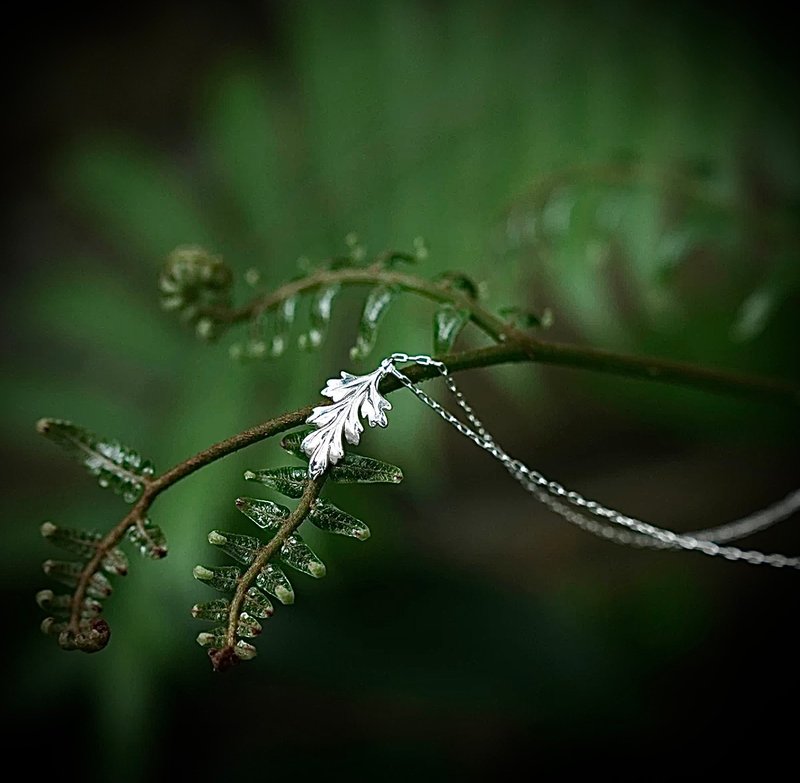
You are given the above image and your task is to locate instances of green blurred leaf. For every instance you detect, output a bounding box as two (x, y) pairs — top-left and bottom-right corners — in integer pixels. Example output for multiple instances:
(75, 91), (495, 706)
(22, 268), (183, 368)
(730, 288), (776, 343)
(60, 139), (217, 261)
(204, 65), (285, 248)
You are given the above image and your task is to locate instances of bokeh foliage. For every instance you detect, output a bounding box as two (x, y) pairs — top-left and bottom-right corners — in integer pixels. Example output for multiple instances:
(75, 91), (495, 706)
(3, 1), (799, 778)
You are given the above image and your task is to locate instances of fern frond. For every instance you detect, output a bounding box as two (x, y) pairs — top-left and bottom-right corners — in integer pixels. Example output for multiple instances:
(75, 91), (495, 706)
(35, 421), (166, 652)
(41, 522), (129, 575)
(191, 429), (403, 670)
(161, 242), (539, 370)
(37, 515), (167, 652)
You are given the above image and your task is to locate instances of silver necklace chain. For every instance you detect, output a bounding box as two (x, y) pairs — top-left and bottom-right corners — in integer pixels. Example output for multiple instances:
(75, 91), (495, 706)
(386, 353), (800, 570)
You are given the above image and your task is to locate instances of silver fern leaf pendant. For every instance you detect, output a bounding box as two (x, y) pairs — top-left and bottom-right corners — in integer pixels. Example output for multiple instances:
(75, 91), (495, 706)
(302, 361), (394, 478)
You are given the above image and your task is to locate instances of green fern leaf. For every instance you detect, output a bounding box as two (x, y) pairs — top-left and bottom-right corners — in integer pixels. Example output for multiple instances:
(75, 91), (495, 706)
(349, 284), (398, 360)
(241, 586), (275, 618)
(269, 294), (299, 357)
(195, 442), (402, 667)
(435, 271), (480, 300)
(127, 518), (168, 559)
(36, 589), (102, 618)
(192, 594), (274, 623)
(42, 560), (112, 598)
(327, 456), (404, 483)
(433, 304), (470, 354)
(40, 522), (129, 575)
(197, 628), (256, 671)
(37, 419), (154, 502)
(231, 641), (258, 661)
(299, 284), (340, 350)
(197, 631), (257, 662)
(207, 530), (262, 565)
(255, 562), (295, 605)
(40, 522), (100, 558)
(243, 466), (307, 498)
(191, 598), (231, 622)
(235, 496), (290, 528)
(192, 564), (241, 593)
(196, 627), (227, 649)
(308, 499), (371, 540)
(235, 613), (263, 638)
(195, 615), (261, 643)
(278, 428), (316, 459)
(40, 617), (69, 637)
(280, 429), (404, 483)
(279, 532), (326, 578)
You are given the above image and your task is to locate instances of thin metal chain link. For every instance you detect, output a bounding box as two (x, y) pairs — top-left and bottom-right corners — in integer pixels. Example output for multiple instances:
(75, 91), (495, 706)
(387, 353), (800, 570)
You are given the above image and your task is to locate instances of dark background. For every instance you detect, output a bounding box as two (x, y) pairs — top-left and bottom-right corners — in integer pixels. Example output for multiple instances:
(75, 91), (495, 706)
(3, 1), (799, 778)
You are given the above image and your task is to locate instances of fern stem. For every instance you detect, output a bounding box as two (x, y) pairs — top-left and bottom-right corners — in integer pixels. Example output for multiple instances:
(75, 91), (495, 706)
(64, 339), (799, 638)
(221, 475), (327, 661)
(151, 411), (313, 494)
(431, 342), (800, 407)
(212, 264), (799, 406)
(210, 263), (514, 342)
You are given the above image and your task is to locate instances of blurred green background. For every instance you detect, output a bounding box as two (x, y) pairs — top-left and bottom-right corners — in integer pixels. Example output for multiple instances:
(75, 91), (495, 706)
(3, 1), (799, 778)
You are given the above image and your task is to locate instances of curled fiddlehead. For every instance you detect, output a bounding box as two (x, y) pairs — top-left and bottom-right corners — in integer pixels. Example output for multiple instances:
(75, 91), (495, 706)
(158, 238), (549, 363)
